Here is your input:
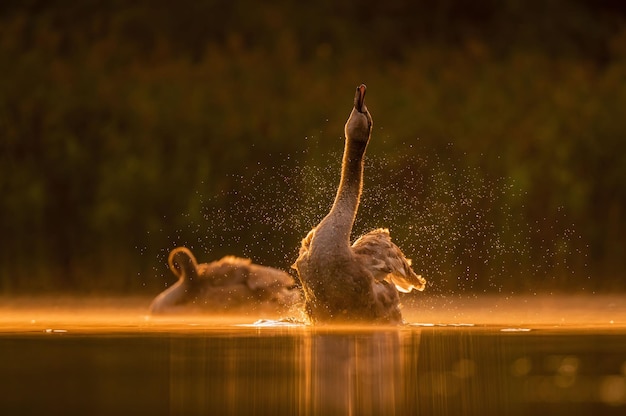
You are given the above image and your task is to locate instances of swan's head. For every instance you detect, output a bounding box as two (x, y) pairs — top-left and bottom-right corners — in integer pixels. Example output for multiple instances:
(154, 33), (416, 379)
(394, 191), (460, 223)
(345, 84), (373, 144)
(168, 247), (198, 281)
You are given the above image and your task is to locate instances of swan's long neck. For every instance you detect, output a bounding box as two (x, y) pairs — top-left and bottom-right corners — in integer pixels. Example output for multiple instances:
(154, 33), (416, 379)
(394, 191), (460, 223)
(307, 85), (371, 255)
(170, 248), (199, 282)
(325, 138), (368, 244)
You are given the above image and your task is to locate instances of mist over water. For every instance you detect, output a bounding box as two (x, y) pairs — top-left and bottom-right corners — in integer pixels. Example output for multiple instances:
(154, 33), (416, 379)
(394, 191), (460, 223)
(148, 148), (587, 296)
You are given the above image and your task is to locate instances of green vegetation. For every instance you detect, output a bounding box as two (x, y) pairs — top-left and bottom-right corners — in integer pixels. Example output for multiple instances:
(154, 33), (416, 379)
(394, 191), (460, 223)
(1, 0), (625, 293)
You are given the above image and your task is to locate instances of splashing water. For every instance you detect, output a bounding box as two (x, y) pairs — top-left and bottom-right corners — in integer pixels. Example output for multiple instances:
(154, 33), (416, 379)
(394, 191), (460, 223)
(150, 148), (587, 296)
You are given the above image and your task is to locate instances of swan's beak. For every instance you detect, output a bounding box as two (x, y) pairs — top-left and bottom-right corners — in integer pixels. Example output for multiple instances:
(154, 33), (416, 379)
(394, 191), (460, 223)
(354, 84), (367, 113)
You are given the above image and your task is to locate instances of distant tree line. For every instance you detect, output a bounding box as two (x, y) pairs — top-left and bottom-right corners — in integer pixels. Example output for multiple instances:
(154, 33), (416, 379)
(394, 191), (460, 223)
(1, 0), (625, 293)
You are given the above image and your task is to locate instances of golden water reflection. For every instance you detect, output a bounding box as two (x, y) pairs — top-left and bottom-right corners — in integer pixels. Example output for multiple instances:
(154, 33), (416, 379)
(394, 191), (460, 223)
(168, 329), (417, 415)
(162, 327), (626, 415)
(1, 295), (625, 415)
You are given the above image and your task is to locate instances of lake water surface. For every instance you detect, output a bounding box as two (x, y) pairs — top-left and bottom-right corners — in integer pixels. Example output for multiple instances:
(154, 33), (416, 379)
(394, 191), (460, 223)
(1, 295), (625, 415)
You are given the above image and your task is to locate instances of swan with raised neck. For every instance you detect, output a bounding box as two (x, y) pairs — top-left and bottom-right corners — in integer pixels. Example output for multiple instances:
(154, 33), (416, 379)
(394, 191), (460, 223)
(293, 84), (426, 324)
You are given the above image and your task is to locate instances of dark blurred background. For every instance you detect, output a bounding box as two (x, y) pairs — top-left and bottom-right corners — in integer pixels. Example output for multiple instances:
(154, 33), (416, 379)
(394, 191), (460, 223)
(1, 0), (625, 295)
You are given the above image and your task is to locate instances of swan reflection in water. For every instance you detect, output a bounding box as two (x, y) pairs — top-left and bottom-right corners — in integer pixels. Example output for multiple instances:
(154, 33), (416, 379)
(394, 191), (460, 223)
(167, 329), (418, 415)
(165, 327), (626, 415)
(298, 330), (413, 414)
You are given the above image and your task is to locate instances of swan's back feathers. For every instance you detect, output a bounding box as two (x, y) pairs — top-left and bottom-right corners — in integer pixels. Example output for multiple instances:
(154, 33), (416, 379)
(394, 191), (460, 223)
(217, 255), (252, 266)
(352, 228), (426, 293)
(206, 255), (296, 290)
(151, 246), (301, 315)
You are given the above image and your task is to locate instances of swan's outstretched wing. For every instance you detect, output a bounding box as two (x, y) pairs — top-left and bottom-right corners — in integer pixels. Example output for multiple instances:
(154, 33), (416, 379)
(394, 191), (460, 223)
(352, 228), (426, 293)
(291, 227), (315, 271)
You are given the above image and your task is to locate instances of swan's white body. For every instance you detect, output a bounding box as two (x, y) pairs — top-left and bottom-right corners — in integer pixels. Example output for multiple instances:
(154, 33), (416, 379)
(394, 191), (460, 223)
(150, 247), (301, 315)
(293, 85), (426, 324)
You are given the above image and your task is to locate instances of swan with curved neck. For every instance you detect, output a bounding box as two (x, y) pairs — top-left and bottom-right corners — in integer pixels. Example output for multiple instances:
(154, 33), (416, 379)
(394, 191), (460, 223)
(150, 247), (301, 316)
(293, 84), (426, 324)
